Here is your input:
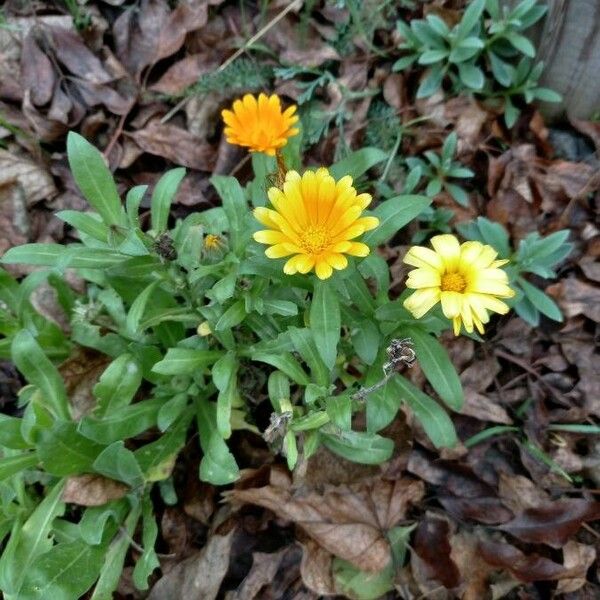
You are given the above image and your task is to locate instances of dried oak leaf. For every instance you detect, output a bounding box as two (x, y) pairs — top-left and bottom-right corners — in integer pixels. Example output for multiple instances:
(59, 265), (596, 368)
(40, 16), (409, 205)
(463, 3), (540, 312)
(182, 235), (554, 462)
(299, 538), (336, 596)
(148, 525), (235, 600)
(556, 540), (597, 595)
(21, 31), (55, 106)
(150, 53), (217, 95)
(497, 499), (600, 548)
(130, 121), (215, 170)
(497, 473), (550, 514)
(62, 474), (128, 506)
(438, 496), (513, 526)
(413, 518), (460, 588)
(450, 532), (494, 600)
(228, 477), (424, 572)
(547, 277), (600, 323)
(0, 148), (56, 206)
(479, 539), (575, 582)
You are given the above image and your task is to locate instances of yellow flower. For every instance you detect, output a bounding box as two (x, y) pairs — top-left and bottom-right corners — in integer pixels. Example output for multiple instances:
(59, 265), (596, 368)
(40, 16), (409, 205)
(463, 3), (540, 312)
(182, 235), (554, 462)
(253, 168), (379, 280)
(204, 233), (224, 250)
(221, 93), (299, 156)
(403, 234), (515, 335)
(197, 321), (212, 337)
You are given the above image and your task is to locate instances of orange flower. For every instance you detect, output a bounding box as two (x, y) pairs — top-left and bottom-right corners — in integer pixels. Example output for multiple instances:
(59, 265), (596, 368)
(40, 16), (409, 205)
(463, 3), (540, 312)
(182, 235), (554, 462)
(221, 93), (299, 156)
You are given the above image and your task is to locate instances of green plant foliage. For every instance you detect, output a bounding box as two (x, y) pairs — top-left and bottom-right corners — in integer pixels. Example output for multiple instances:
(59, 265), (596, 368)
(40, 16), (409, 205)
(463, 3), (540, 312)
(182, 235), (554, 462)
(394, 0), (561, 126)
(458, 216), (572, 326)
(406, 132), (475, 206)
(0, 130), (496, 599)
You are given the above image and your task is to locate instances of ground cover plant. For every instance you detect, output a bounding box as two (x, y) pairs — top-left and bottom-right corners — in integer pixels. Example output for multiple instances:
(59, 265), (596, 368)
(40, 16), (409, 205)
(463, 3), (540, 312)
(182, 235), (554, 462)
(0, 1), (599, 599)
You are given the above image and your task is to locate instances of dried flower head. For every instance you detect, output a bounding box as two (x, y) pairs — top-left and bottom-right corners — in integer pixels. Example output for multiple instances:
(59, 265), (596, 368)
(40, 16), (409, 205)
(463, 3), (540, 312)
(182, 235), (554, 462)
(221, 93), (299, 156)
(253, 168), (379, 280)
(403, 234), (515, 335)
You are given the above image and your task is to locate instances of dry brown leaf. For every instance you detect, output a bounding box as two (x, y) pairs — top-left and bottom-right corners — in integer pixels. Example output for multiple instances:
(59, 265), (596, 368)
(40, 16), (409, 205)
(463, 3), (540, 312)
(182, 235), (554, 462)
(413, 517), (460, 588)
(21, 31), (55, 106)
(130, 121), (215, 170)
(497, 473), (550, 513)
(62, 474), (128, 506)
(150, 53), (217, 95)
(113, 0), (170, 79)
(299, 538), (335, 596)
(0, 148), (56, 206)
(148, 525), (235, 600)
(450, 532), (494, 600)
(547, 277), (600, 322)
(49, 27), (114, 84)
(227, 547), (299, 600)
(156, 0), (209, 62)
(557, 541), (597, 594)
(229, 477), (424, 572)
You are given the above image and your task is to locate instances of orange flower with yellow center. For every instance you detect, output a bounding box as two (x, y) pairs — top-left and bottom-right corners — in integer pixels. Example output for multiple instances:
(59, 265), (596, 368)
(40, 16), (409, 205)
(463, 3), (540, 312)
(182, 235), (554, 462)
(221, 93), (299, 156)
(253, 168), (379, 280)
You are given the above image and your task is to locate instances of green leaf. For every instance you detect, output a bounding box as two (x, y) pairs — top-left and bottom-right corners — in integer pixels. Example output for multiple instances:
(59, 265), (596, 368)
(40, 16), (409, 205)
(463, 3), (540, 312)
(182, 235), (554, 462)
(366, 375), (402, 433)
(283, 431), (298, 470)
(1, 243), (65, 266)
(388, 524), (416, 566)
(445, 182), (470, 206)
(126, 280), (160, 334)
(151, 167), (186, 233)
(310, 281), (340, 370)
(404, 326), (464, 411)
(514, 293), (540, 326)
(37, 422), (106, 476)
(533, 87), (562, 103)
(455, 0), (485, 38)
(18, 538), (107, 600)
(416, 65), (445, 98)
(418, 49), (448, 65)
(518, 277), (563, 321)
(157, 393), (189, 431)
(504, 32), (535, 57)
(0, 415), (30, 449)
(363, 195), (432, 247)
(135, 409), (193, 481)
(78, 399), (162, 444)
(67, 132), (125, 226)
(90, 505), (141, 600)
(351, 318), (381, 366)
(125, 185), (147, 228)
(215, 300), (246, 331)
(80, 501), (128, 546)
(211, 175), (249, 254)
(489, 52), (514, 87)
(322, 430), (394, 464)
(289, 327), (330, 387)
(457, 61), (485, 89)
(93, 354), (142, 417)
(196, 398), (240, 485)
(132, 494), (159, 589)
(393, 375), (458, 448)
(212, 352), (238, 439)
(56, 211), (109, 243)
(0, 482), (65, 597)
(329, 147), (387, 179)
(0, 453), (38, 482)
(250, 351), (310, 386)
(152, 348), (223, 375)
(326, 395), (352, 430)
(333, 558), (393, 600)
(11, 330), (70, 420)
(93, 441), (144, 488)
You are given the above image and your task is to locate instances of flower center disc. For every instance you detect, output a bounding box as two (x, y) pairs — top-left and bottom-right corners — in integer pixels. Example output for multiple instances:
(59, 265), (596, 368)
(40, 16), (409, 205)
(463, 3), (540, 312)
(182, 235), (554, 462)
(441, 272), (466, 293)
(300, 227), (330, 254)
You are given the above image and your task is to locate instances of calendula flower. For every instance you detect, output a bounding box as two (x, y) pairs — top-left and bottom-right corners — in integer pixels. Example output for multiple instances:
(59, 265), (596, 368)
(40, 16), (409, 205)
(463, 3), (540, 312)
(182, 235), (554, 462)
(253, 168), (379, 280)
(203, 233), (224, 251)
(403, 234), (515, 335)
(221, 93), (299, 156)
